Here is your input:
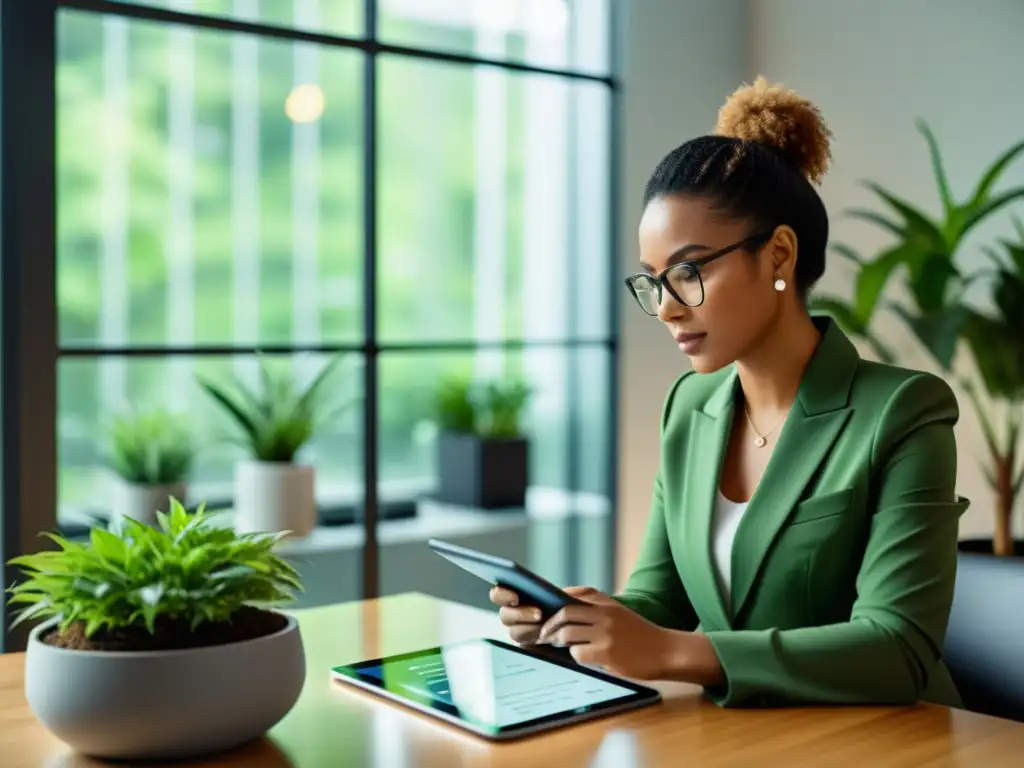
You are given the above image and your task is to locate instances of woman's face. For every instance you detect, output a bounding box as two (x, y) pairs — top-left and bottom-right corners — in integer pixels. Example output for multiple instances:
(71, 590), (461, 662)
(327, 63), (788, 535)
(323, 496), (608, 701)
(636, 194), (788, 374)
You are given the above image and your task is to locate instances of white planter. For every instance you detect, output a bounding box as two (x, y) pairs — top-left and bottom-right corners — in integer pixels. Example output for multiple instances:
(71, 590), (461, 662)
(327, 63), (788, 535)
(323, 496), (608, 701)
(234, 460), (316, 538)
(24, 613), (305, 761)
(110, 478), (187, 528)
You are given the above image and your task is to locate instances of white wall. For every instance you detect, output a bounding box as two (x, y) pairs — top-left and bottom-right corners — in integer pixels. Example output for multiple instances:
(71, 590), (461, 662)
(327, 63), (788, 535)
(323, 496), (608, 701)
(750, 0), (1024, 539)
(615, 0), (748, 588)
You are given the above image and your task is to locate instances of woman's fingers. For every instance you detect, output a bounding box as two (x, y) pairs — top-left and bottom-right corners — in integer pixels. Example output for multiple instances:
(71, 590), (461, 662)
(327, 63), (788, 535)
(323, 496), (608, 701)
(564, 585), (601, 598)
(546, 623), (593, 648)
(564, 586), (614, 604)
(538, 603), (598, 642)
(499, 604), (543, 626)
(489, 585), (520, 607)
(508, 624), (543, 645)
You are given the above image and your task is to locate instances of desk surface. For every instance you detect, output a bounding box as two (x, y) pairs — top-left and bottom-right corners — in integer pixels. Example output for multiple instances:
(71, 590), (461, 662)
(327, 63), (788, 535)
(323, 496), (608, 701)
(2, 592), (1023, 767)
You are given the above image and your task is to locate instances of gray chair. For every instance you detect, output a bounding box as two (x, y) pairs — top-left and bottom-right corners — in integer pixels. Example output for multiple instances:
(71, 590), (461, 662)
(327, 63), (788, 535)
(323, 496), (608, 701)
(943, 552), (1024, 722)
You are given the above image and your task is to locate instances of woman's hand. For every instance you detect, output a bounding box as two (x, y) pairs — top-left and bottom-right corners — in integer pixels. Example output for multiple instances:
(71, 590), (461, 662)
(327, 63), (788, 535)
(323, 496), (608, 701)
(489, 584), (604, 646)
(537, 587), (677, 680)
(489, 585), (548, 645)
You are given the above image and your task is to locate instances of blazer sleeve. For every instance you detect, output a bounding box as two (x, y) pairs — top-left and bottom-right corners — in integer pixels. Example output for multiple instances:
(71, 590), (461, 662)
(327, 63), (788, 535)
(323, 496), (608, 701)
(613, 372), (700, 633)
(702, 373), (970, 707)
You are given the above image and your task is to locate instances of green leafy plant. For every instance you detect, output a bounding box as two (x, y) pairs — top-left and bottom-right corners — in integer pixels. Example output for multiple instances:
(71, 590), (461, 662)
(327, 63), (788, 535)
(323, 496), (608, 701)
(5, 498), (301, 638)
(811, 121), (1024, 555)
(197, 354), (354, 463)
(435, 375), (476, 433)
(959, 219), (1024, 555)
(480, 381), (533, 438)
(434, 375), (533, 439)
(108, 408), (195, 485)
(811, 120), (1024, 368)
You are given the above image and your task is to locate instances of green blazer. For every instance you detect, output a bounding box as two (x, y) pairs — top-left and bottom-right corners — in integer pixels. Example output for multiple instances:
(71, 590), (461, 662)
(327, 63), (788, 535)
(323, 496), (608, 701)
(615, 316), (970, 708)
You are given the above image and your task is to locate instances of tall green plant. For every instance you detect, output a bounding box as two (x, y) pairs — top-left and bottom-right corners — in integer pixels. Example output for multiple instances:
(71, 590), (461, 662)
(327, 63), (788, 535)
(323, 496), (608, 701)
(197, 355), (355, 463)
(960, 219), (1024, 555)
(813, 120), (1024, 370)
(811, 122), (1024, 555)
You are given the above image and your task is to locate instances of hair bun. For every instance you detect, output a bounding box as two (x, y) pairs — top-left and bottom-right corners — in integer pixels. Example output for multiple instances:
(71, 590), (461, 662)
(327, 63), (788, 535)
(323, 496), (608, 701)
(714, 76), (832, 185)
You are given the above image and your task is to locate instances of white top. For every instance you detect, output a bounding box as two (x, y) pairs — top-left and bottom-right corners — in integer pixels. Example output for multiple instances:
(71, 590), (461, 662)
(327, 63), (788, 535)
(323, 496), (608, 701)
(711, 490), (750, 613)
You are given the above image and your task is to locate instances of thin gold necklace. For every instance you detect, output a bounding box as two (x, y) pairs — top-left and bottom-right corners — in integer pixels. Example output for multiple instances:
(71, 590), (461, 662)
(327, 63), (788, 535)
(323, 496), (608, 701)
(744, 407), (786, 448)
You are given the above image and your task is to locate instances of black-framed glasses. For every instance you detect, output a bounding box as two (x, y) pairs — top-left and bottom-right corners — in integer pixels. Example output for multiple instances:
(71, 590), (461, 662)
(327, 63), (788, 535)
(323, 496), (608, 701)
(624, 232), (773, 315)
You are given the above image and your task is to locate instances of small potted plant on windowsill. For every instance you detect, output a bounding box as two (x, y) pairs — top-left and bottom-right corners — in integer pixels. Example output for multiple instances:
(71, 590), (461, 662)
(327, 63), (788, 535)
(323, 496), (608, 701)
(6, 499), (305, 761)
(434, 375), (533, 509)
(197, 355), (352, 538)
(107, 407), (194, 527)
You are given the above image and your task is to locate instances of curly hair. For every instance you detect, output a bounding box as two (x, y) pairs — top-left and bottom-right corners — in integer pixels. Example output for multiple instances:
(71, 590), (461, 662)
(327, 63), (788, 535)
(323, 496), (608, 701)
(643, 76), (834, 297)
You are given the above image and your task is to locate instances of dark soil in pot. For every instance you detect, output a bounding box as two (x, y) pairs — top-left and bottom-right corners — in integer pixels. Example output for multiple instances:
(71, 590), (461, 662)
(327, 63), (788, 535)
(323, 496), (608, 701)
(41, 605), (288, 652)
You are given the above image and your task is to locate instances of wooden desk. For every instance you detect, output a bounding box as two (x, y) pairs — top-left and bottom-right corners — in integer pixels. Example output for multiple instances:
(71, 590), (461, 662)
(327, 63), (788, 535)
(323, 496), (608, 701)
(2, 592), (1023, 767)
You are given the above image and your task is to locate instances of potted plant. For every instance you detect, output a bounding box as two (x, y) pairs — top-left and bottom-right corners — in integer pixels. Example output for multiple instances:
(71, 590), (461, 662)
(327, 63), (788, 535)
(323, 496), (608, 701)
(107, 407), (194, 527)
(434, 374), (533, 508)
(5, 499), (305, 761)
(958, 221), (1024, 556)
(198, 354), (351, 538)
(810, 120), (1024, 556)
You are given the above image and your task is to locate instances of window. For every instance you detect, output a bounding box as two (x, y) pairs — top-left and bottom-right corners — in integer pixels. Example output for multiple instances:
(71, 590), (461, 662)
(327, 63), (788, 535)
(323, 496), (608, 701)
(1, 0), (618, 624)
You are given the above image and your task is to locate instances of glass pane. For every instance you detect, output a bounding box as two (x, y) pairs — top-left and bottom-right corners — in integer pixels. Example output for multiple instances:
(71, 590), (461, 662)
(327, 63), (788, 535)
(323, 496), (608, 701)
(569, 346), (614, 592)
(120, 0), (362, 38)
(379, 0), (610, 75)
(57, 9), (364, 349)
(377, 55), (611, 343)
(57, 353), (363, 531)
(377, 346), (613, 607)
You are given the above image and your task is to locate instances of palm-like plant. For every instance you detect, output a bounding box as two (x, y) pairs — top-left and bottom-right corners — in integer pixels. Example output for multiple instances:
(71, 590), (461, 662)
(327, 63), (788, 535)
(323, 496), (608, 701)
(197, 355), (354, 463)
(960, 220), (1024, 555)
(810, 121), (1024, 555)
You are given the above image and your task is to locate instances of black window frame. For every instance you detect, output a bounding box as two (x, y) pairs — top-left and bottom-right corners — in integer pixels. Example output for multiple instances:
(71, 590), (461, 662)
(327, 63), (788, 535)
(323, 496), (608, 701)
(1, 0), (621, 652)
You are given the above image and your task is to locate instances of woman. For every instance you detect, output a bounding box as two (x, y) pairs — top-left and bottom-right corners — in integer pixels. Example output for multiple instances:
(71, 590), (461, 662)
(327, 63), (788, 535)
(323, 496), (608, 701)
(490, 77), (970, 708)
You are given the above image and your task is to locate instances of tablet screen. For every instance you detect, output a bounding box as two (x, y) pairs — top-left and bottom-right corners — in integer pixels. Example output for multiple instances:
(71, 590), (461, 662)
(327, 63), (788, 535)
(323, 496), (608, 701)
(332, 638), (654, 736)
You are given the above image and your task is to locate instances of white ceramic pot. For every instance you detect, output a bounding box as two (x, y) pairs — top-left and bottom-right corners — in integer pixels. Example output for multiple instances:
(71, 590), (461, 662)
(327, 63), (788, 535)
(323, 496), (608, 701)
(234, 460), (316, 538)
(110, 478), (187, 528)
(24, 613), (305, 761)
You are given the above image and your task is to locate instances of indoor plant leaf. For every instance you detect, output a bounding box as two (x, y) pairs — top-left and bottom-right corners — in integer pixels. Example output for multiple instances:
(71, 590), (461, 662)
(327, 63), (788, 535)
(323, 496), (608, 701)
(197, 354), (351, 463)
(853, 243), (920, 323)
(964, 309), (1024, 401)
(888, 303), (967, 372)
(916, 119), (954, 218)
(4, 499), (302, 638)
(806, 294), (896, 363)
(829, 242), (864, 266)
(905, 252), (963, 312)
(846, 208), (902, 239)
(960, 186), (1024, 241)
(967, 138), (1024, 213)
(862, 181), (945, 248)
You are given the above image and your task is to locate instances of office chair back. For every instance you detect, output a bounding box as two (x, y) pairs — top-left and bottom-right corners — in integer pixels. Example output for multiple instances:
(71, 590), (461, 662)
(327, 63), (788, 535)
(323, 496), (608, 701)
(943, 552), (1024, 722)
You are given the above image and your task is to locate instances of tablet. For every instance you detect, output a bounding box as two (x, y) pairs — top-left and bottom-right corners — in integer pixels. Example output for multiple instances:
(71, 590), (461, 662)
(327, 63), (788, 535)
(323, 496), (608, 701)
(427, 538), (582, 619)
(331, 638), (661, 741)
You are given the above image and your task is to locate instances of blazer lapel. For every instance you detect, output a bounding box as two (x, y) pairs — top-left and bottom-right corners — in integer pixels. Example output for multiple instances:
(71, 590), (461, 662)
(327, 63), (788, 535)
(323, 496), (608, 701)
(681, 368), (738, 632)
(729, 318), (859, 623)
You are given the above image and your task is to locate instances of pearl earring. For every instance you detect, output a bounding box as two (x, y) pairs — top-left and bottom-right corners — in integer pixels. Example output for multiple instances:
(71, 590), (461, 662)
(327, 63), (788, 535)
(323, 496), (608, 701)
(774, 278), (786, 292)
